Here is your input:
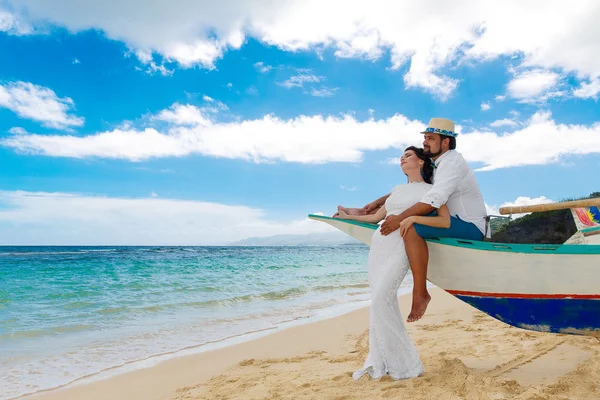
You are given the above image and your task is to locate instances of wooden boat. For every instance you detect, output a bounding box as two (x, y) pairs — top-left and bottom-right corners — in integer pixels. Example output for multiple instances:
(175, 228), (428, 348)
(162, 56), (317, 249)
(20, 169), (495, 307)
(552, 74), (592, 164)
(308, 199), (600, 338)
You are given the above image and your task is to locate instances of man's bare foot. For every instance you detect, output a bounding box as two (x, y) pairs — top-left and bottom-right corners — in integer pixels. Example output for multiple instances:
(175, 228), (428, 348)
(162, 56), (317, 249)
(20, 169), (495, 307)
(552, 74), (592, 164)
(407, 292), (431, 322)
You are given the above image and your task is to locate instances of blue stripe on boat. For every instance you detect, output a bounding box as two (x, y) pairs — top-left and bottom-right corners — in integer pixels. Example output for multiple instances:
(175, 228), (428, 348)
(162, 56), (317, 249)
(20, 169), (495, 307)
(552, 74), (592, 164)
(455, 295), (600, 336)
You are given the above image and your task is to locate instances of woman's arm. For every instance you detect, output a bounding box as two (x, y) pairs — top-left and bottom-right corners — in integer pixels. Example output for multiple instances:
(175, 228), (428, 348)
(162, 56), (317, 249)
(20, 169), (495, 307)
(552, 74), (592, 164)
(338, 205), (387, 224)
(399, 204), (451, 236)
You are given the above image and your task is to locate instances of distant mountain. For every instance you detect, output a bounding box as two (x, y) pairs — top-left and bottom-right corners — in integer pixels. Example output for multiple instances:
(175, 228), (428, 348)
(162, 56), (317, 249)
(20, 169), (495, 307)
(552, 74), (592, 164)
(229, 232), (362, 246)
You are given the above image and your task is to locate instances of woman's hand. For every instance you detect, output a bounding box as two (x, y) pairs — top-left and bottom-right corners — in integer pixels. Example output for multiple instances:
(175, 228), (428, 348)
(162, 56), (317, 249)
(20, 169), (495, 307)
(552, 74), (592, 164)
(399, 216), (416, 237)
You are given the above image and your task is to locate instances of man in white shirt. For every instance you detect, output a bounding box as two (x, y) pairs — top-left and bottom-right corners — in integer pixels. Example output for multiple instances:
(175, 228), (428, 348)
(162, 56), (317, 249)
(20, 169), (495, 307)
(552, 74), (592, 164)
(374, 118), (487, 322)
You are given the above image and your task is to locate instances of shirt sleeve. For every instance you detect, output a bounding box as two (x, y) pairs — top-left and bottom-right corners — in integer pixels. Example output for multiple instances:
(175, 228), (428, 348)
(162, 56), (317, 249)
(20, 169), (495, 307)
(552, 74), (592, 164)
(420, 159), (462, 208)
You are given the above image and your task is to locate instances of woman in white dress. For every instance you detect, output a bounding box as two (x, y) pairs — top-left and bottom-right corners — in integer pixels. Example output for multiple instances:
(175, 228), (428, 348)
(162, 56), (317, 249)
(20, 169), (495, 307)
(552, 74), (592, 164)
(336, 146), (450, 380)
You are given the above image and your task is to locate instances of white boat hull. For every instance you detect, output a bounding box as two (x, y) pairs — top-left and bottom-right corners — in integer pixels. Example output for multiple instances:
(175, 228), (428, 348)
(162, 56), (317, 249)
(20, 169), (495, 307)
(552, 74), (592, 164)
(309, 214), (600, 337)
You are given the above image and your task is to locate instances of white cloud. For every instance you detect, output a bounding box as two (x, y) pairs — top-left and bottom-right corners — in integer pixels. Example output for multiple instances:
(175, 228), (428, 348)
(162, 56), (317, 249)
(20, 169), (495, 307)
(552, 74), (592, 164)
(72, 58), (80, 64)
(508, 110), (520, 117)
(495, 95), (506, 102)
(278, 74), (338, 97)
(3, 107), (600, 171)
(0, 81), (84, 129)
(340, 185), (357, 191)
(150, 191), (158, 197)
(573, 77), (600, 99)
(8, 127), (28, 135)
(145, 61), (174, 76)
(2, 105), (425, 163)
(278, 74), (322, 89)
(506, 69), (562, 103)
(254, 61), (273, 73)
(0, 190), (333, 245)
(154, 103), (212, 126)
(202, 95), (214, 102)
(0, 8), (32, 34)
(5, 1), (600, 98)
(310, 87), (339, 97)
(485, 203), (499, 216)
(489, 118), (517, 128)
(480, 102), (491, 111)
(459, 111), (600, 171)
(488, 196), (554, 219)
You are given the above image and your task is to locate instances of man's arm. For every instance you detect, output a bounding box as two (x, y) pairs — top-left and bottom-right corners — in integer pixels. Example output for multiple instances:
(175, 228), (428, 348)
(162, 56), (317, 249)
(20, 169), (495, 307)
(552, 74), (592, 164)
(380, 202), (434, 236)
(364, 193), (391, 213)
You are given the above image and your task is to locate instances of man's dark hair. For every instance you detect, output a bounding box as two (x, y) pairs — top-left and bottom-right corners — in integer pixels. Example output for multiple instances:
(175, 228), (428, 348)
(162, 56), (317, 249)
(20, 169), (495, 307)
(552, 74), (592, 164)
(441, 135), (456, 150)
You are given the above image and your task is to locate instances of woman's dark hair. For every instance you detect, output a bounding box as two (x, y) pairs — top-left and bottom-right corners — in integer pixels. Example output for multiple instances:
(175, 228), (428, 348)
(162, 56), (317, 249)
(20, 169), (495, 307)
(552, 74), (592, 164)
(404, 146), (434, 184)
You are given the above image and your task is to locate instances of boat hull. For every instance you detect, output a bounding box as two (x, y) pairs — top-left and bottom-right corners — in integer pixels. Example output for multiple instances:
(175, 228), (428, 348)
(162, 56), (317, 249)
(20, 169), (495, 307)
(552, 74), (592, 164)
(308, 214), (600, 337)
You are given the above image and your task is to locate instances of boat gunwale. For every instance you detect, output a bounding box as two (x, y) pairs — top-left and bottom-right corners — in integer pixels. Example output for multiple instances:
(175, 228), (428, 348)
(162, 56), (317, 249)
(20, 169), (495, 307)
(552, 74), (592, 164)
(308, 214), (600, 255)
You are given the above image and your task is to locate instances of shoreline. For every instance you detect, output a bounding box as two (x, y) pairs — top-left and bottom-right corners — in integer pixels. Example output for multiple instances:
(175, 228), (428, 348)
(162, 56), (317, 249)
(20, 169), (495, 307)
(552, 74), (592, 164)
(26, 287), (600, 400)
(17, 289), (385, 400)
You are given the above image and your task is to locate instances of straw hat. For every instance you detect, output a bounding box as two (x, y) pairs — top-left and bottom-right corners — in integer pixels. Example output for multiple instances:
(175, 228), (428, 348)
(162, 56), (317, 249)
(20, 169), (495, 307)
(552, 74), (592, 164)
(420, 118), (457, 138)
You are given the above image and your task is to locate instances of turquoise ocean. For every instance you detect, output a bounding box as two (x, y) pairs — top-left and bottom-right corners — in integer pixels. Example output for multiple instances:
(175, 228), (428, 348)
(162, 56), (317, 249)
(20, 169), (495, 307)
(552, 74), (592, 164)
(0, 245), (416, 399)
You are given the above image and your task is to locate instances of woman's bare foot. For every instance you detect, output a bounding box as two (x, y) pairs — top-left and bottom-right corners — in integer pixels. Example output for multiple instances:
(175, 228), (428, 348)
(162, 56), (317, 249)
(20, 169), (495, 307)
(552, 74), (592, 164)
(407, 291), (431, 322)
(338, 205), (366, 216)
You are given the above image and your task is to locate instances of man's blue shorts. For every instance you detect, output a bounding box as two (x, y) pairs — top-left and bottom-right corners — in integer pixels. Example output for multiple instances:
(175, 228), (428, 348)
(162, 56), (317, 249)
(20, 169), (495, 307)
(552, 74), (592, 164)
(413, 213), (484, 241)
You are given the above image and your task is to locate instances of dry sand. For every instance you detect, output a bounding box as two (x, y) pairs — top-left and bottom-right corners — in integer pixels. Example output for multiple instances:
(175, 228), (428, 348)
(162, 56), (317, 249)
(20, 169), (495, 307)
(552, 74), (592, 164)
(30, 288), (600, 400)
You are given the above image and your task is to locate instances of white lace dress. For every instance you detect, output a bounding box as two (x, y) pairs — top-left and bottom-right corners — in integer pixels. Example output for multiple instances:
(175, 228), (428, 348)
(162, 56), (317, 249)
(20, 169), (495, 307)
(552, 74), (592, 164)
(353, 181), (431, 380)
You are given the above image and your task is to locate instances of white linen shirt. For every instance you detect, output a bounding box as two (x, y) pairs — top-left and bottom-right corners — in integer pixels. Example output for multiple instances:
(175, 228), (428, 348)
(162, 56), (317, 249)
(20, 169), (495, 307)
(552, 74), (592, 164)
(420, 150), (488, 234)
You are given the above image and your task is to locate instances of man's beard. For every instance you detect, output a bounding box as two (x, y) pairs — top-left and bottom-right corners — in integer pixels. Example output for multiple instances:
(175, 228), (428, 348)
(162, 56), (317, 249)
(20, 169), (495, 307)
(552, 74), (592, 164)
(423, 146), (442, 157)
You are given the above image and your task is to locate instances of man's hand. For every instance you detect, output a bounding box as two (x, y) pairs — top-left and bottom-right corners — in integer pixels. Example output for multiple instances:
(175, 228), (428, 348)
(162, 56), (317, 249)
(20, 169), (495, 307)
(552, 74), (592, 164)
(362, 201), (379, 214)
(380, 214), (403, 236)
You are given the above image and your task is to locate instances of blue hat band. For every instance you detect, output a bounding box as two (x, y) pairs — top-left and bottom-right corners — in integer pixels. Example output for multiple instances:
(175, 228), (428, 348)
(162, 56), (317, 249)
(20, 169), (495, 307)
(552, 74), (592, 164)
(424, 127), (457, 137)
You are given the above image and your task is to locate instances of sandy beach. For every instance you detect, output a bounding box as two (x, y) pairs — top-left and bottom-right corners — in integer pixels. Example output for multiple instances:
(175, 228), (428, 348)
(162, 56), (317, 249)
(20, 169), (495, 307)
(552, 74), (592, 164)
(28, 288), (599, 400)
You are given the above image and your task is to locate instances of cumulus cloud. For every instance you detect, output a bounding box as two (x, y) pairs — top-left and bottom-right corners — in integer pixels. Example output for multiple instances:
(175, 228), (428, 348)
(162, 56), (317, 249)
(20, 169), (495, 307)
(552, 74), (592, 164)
(573, 77), (600, 99)
(3, 104), (600, 171)
(0, 8), (32, 34)
(506, 69), (563, 103)
(0, 81), (84, 129)
(1, 107), (424, 163)
(489, 118), (518, 128)
(8, 127), (28, 135)
(0, 190), (334, 245)
(5, 1), (600, 97)
(486, 196), (554, 219)
(480, 102), (491, 111)
(460, 111), (600, 171)
(154, 103), (213, 127)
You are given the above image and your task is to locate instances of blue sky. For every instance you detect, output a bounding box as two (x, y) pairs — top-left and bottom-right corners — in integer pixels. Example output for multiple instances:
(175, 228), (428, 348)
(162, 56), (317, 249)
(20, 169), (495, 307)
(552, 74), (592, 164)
(1, 1), (599, 245)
